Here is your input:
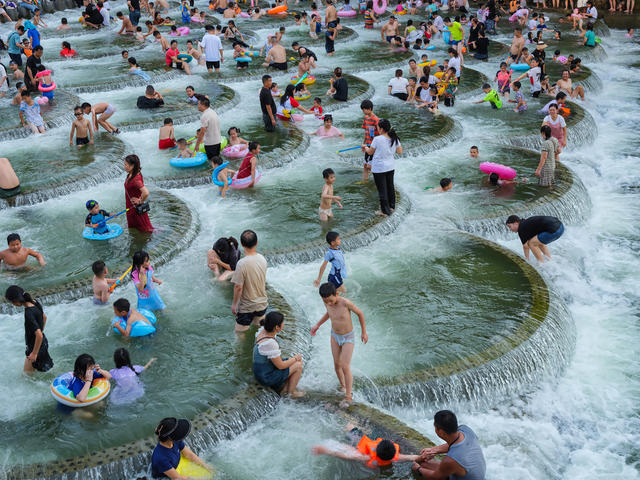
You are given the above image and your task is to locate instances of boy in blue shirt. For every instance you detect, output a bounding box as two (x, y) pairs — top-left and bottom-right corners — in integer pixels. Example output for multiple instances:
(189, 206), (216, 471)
(314, 231), (347, 294)
(85, 200), (110, 235)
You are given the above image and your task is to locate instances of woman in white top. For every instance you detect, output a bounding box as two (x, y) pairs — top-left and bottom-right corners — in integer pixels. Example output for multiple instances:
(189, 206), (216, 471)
(542, 103), (567, 147)
(252, 311), (305, 397)
(388, 68), (410, 101)
(447, 47), (462, 80)
(0, 62), (9, 98)
(364, 119), (402, 216)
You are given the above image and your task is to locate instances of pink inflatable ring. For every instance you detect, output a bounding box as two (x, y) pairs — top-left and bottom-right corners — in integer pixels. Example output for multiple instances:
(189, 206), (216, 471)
(479, 162), (517, 180)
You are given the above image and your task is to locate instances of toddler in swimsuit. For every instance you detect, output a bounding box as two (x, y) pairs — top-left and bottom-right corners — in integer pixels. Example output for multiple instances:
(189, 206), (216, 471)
(311, 282), (367, 407)
(317, 168), (343, 221)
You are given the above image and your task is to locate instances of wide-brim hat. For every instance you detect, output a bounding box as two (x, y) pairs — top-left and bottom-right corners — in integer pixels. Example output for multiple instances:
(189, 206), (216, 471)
(536, 41), (548, 50)
(160, 418), (191, 442)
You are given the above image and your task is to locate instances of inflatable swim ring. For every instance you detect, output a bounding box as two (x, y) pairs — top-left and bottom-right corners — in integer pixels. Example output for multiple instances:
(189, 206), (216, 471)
(290, 75), (315, 85)
(373, 0), (386, 14)
(479, 161), (517, 180)
(510, 63), (530, 71)
(222, 143), (248, 159)
(418, 59), (437, 67)
(177, 26), (190, 35)
(442, 30), (450, 44)
(245, 51), (260, 57)
(231, 170), (262, 189)
(112, 308), (158, 337)
(82, 224), (124, 241)
(35, 69), (51, 79)
(240, 11), (250, 17)
(129, 68), (151, 81)
(177, 53), (193, 63)
(51, 372), (111, 408)
(276, 112), (304, 122)
(236, 56), (252, 63)
(425, 45), (435, 50)
(176, 455), (215, 479)
(267, 5), (287, 14)
(294, 93), (311, 100)
(554, 56), (567, 63)
(595, 36), (601, 43)
(36, 96), (49, 105)
(38, 83), (57, 92)
(188, 136), (228, 153)
(338, 8), (357, 16)
(212, 160), (233, 186)
(170, 151), (208, 168)
(435, 82), (446, 95)
(559, 106), (570, 117)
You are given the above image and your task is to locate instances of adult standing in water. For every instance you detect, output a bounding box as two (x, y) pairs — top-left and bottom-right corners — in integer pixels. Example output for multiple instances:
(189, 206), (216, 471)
(412, 410), (486, 480)
(536, 125), (560, 187)
(24, 45), (43, 93)
(0, 157), (21, 198)
(5, 285), (54, 374)
(259, 74), (277, 132)
(325, 0), (337, 27)
(364, 118), (402, 216)
(124, 154), (153, 233)
(128, 0), (141, 26)
(194, 97), (221, 159)
(231, 230), (268, 333)
(506, 214), (564, 262)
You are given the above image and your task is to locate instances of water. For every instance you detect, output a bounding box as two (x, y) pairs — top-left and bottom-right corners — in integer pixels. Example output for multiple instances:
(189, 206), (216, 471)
(1, 6), (639, 480)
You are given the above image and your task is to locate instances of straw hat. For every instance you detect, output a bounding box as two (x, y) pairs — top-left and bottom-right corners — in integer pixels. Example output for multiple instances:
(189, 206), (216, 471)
(536, 41), (548, 50)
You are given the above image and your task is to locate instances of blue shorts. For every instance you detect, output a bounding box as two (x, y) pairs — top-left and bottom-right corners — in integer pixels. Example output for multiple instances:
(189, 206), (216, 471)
(328, 270), (344, 288)
(538, 223), (564, 245)
(449, 39), (461, 45)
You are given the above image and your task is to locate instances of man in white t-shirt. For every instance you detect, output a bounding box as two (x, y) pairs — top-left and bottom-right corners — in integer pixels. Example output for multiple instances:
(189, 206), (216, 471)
(0, 62), (9, 97)
(194, 97), (221, 158)
(512, 57), (542, 97)
(388, 69), (410, 101)
(585, 1), (597, 22)
(200, 24), (224, 73)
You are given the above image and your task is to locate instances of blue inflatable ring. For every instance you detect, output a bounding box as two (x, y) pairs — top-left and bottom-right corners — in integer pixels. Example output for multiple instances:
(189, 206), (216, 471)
(425, 45), (435, 50)
(510, 63), (530, 71)
(82, 224), (123, 240)
(170, 151), (208, 168)
(236, 56), (252, 63)
(212, 161), (233, 187)
(112, 308), (158, 337)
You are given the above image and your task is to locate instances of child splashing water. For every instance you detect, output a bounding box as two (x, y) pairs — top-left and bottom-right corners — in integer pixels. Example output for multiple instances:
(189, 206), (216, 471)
(112, 298), (155, 337)
(131, 250), (165, 311)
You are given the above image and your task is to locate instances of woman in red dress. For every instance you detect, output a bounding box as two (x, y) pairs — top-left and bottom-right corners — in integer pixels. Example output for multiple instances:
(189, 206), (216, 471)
(123, 154), (154, 233)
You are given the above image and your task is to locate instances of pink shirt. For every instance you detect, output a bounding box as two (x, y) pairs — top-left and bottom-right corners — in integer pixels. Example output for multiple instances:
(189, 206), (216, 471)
(314, 125), (342, 137)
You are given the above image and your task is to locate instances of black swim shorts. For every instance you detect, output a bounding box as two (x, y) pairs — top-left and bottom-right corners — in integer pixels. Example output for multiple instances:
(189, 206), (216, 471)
(206, 60), (220, 70)
(236, 308), (267, 326)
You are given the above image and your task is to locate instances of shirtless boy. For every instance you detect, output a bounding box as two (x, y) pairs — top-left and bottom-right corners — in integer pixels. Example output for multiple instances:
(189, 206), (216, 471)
(112, 298), (154, 337)
(69, 106), (94, 147)
(116, 11), (135, 34)
(81, 102), (119, 134)
(311, 282), (367, 408)
(318, 168), (343, 221)
(92, 260), (116, 305)
(0, 233), (46, 269)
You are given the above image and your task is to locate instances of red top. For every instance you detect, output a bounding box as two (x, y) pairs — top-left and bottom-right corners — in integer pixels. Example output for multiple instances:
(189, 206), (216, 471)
(165, 47), (179, 66)
(60, 48), (77, 57)
(361, 113), (379, 146)
(124, 173), (154, 233)
(237, 153), (254, 179)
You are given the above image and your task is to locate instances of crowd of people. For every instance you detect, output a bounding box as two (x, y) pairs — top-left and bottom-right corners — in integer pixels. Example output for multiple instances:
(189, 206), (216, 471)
(0, 0), (621, 475)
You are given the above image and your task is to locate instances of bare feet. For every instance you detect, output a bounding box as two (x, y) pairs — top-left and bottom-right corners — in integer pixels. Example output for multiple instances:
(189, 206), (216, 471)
(375, 210), (388, 216)
(289, 390), (306, 399)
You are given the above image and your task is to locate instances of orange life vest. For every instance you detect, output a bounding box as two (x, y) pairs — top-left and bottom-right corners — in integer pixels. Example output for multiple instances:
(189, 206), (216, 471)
(356, 435), (400, 468)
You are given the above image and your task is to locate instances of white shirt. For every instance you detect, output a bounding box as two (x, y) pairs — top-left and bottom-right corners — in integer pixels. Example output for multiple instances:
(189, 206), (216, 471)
(200, 108), (221, 145)
(418, 86), (431, 101)
(406, 29), (423, 43)
(434, 16), (445, 31)
(586, 6), (597, 18)
(256, 329), (282, 359)
(370, 135), (400, 173)
(101, 8), (110, 26)
(200, 33), (223, 61)
(0, 64), (8, 93)
(543, 114), (566, 128)
(448, 56), (461, 77)
(527, 66), (541, 91)
(388, 77), (409, 94)
(527, 19), (537, 30)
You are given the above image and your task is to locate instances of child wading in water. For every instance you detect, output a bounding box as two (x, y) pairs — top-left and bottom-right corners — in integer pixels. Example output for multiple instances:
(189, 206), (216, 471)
(92, 260), (116, 305)
(131, 250), (166, 311)
(314, 231), (347, 293)
(318, 168), (343, 221)
(311, 282), (367, 408)
(212, 156), (235, 198)
(69, 105), (94, 147)
(5, 285), (54, 373)
(109, 347), (156, 404)
(360, 100), (379, 182)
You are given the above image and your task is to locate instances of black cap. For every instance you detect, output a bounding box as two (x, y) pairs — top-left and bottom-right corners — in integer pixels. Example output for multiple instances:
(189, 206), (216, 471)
(157, 418), (191, 442)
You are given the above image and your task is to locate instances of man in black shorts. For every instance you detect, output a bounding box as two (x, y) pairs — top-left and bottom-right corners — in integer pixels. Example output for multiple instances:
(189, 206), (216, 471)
(259, 75), (277, 132)
(231, 230), (268, 332)
(506, 215), (565, 262)
(291, 42), (318, 67)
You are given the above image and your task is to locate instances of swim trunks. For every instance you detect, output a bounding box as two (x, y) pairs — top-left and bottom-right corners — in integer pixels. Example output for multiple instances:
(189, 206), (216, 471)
(104, 104), (116, 115)
(236, 308), (267, 326)
(93, 297), (107, 305)
(158, 137), (177, 149)
(318, 207), (333, 218)
(269, 61), (288, 71)
(328, 268), (344, 288)
(386, 35), (394, 42)
(206, 60), (220, 70)
(331, 329), (355, 346)
(76, 136), (89, 145)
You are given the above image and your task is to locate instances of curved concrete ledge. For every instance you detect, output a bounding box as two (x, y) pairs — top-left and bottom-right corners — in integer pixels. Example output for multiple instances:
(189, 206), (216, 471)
(149, 126), (310, 189)
(0, 189), (200, 313)
(0, 137), (127, 211)
(356, 232), (576, 409)
(266, 188), (411, 265)
(453, 160), (592, 239)
(0, 288), (308, 480)
(322, 74), (375, 115)
(67, 70), (184, 94)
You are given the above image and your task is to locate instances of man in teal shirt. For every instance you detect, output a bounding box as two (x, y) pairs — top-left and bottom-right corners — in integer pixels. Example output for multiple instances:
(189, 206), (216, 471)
(583, 24), (596, 47)
(7, 26), (25, 66)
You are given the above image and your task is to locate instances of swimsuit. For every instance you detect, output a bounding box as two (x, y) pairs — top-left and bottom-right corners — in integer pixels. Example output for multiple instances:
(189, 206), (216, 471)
(103, 104), (116, 115)
(158, 137), (177, 149)
(93, 297), (107, 305)
(76, 136), (89, 145)
(318, 206), (333, 217)
(331, 329), (355, 346)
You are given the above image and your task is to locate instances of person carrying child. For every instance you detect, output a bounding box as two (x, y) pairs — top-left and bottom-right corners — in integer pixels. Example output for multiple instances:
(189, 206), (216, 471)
(158, 117), (176, 149)
(314, 231), (347, 294)
(311, 282), (367, 407)
(92, 260), (116, 305)
(131, 250), (166, 311)
(5, 285), (54, 373)
(112, 297), (155, 337)
(85, 200), (110, 235)
(70, 106), (94, 147)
